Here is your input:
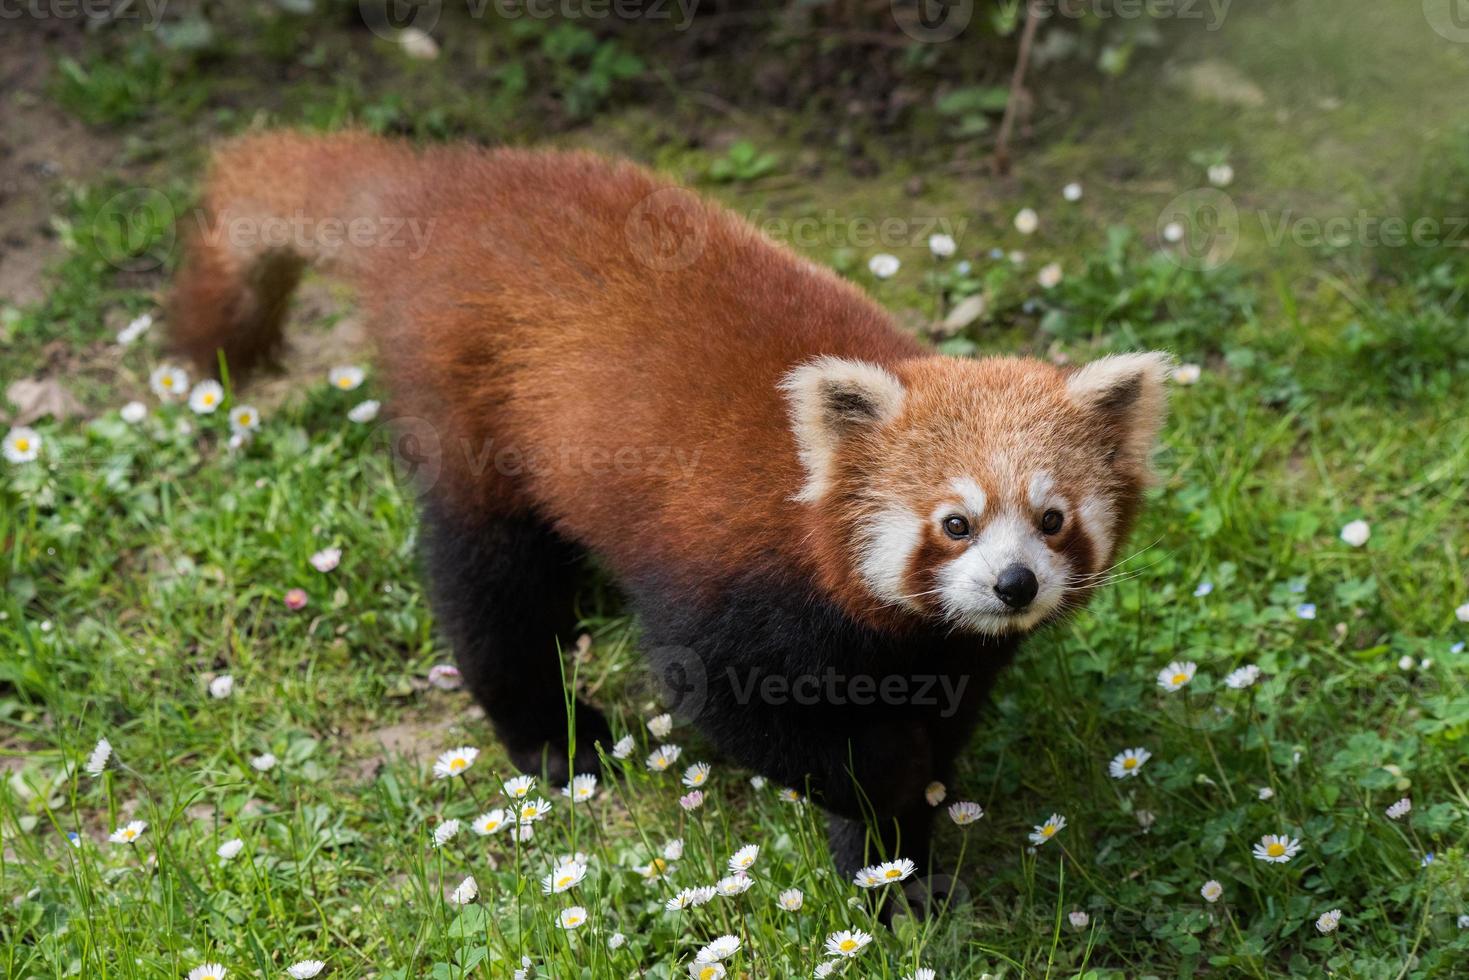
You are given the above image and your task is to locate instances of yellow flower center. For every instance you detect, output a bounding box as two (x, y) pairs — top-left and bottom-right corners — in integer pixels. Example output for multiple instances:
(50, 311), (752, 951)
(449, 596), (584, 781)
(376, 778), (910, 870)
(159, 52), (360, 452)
(521, 806), (536, 819)
(1123, 758), (1138, 769)
(1043, 825), (1056, 837)
(556, 875), (572, 888)
(1172, 673), (1189, 685)
(839, 940), (857, 952)
(203, 394), (216, 405)
(162, 377), (174, 388)
(1267, 842), (1285, 857)
(15, 438), (29, 452)
(884, 868), (902, 879)
(124, 830), (136, 840)
(699, 968), (718, 980)
(449, 758), (466, 772)
(338, 378), (352, 388)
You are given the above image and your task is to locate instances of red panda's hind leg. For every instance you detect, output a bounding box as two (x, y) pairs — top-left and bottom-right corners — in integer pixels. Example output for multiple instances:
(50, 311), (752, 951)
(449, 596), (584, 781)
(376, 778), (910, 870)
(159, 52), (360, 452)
(421, 503), (611, 783)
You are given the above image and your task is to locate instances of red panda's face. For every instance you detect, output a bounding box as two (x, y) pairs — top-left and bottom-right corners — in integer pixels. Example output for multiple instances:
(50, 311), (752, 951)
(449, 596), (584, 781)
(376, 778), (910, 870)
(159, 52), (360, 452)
(783, 352), (1171, 635)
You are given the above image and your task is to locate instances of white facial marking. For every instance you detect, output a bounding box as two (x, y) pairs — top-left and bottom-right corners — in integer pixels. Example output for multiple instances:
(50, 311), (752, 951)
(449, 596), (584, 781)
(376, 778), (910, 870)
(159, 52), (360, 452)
(1079, 494), (1115, 569)
(934, 508), (1069, 635)
(948, 477), (988, 518)
(1028, 471), (1055, 511)
(857, 504), (924, 609)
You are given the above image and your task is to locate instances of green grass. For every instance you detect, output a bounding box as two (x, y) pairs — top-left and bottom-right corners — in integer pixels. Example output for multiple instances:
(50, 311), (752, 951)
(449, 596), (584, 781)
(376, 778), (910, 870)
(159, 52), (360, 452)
(5, 2), (1469, 977)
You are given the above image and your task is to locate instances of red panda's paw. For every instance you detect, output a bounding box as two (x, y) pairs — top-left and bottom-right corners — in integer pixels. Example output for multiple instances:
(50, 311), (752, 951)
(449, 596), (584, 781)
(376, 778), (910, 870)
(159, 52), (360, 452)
(504, 702), (613, 784)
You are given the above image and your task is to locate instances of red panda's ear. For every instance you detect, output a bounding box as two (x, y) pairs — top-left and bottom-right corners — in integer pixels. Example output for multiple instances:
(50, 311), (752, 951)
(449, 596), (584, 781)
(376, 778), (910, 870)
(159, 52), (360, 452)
(1065, 352), (1173, 476)
(780, 356), (906, 503)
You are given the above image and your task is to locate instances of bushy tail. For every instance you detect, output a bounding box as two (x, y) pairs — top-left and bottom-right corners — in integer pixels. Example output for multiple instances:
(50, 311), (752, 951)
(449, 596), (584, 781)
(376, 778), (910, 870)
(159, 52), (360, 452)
(167, 130), (402, 378)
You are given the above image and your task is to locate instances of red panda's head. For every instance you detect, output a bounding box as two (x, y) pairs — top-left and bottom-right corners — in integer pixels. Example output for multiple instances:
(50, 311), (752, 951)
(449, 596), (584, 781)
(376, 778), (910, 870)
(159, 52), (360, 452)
(782, 352), (1172, 635)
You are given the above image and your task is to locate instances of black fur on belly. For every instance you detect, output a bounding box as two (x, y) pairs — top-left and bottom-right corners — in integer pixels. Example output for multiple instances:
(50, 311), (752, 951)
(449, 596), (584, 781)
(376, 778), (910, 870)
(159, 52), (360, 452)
(632, 569), (1021, 876)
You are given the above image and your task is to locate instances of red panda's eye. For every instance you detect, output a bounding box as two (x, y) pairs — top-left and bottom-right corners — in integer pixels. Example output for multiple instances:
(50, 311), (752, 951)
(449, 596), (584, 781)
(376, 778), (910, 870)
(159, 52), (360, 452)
(942, 515), (970, 539)
(1040, 509), (1065, 535)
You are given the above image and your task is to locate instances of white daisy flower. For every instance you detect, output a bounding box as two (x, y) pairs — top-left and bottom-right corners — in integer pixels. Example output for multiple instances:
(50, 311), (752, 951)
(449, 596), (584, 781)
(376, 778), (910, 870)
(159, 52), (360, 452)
(1028, 813), (1067, 846)
(432, 746), (478, 779)
(517, 799), (552, 824)
(3, 426), (41, 464)
(1296, 603), (1317, 620)
(611, 734), (635, 759)
(1037, 262), (1063, 289)
(924, 781), (946, 806)
(682, 762), (711, 787)
(1157, 661), (1197, 692)
(777, 888), (803, 911)
(85, 738), (113, 777)
(1172, 363), (1202, 385)
(727, 844), (759, 873)
(432, 819), (460, 847)
(329, 366), (365, 391)
(217, 838), (245, 861)
(1258, 786), (1275, 800)
(1207, 163), (1235, 188)
(1200, 879), (1222, 903)
(1315, 908), (1342, 934)
(646, 744), (682, 772)
(666, 888), (697, 911)
(647, 713), (673, 738)
(110, 819), (147, 845)
(637, 857), (674, 881)
(557, 906), (588, 929)
(696, 935), (740, 962)
(347, 399), (380, 424)
(868, 253), (900, 279)
(1457, 914), (1469, 929)
(516, 823), (535, 842)
(948, 800), (984, 825)
(717, 874), (753, 896)
(187, 964), (226, 980)
(209, 675), (234, 699)
(250, 752), (277, 772)
(1386, 798), (1411, 820)
(1136, 809), (1156, 830)
(1399, 655), (1418, 670)
(542, 860), (588, 894)
(607, 932), (625, 949)
(287, 961), (325, 978)
(188, 380), (225, 414)
(814, 963), (839, 979)
(854, 857), (916, 888)
(1457, 602), (1469, 623)
(427, 664), (461, 689)
(824, 929), (873, 958)
(1108, 747), (1152, 779)
(690, 885), (718, 906)
(149, 365), (189, 400)
(1069, 910), (1089, 929)
(662, 838), (684, 861)
(1252, 834), (1302, 863)
(229, 405), (261, 435)
(1193, 581), (1214, 596)
(118, 313), (153, 345)
(309, 547), (341, 573)
(503, 774), (536, 799)
(1063, 182), (1084, 202)
(777, 788), (803, 803)
(1339, 520), (1370, 547)
(904, 971), (937, 980)
(449, 875), (478, 904)
(1014, 208), (1039, 235)
(749, 775), (766, 790)
(689, 964), (726, 980)
(120, 401), (148, 423)
(1162, 221), (1186, 244)
(928, 233), (956, 258)
(1224, 665), (1261, 689)
(562, 773), (598, 802)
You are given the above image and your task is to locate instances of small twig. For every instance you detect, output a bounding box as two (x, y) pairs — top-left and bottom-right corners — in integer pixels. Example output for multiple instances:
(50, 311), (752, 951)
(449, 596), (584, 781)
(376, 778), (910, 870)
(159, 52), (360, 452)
(994, 0), (1044, 176)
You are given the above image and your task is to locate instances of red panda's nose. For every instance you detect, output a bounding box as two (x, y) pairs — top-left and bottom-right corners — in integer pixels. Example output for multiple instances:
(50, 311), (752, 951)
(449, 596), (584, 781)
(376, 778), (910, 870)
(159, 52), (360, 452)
(994, 564), (1039, 609)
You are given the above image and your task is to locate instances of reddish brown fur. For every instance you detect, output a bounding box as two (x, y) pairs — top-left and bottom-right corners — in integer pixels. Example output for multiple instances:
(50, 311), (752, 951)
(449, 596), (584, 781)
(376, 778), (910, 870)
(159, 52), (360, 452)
(168, 132), (1148, 631)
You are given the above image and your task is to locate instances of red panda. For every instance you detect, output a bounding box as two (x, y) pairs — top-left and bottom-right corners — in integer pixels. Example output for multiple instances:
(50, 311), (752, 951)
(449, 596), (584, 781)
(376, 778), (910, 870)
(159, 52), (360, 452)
(168, 131), (1170, 884)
